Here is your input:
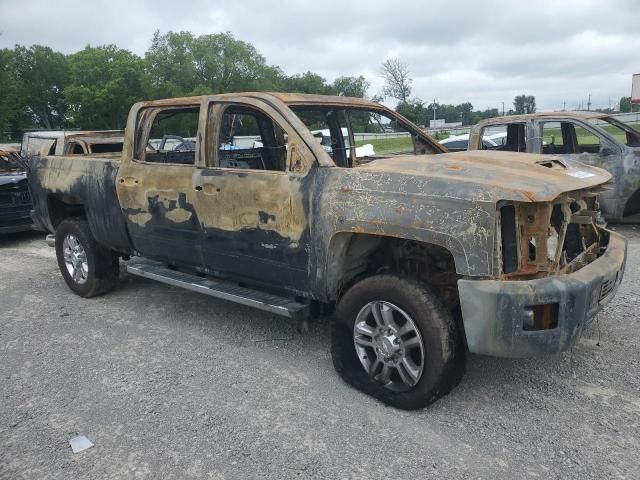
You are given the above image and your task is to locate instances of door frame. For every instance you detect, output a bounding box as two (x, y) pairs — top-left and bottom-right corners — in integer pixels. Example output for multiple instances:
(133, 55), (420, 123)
(116, 100), (205, 266)
(191, 97), (319, 292)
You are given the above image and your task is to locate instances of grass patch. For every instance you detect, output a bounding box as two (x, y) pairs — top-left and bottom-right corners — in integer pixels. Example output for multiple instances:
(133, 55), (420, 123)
(355, 137), (414, 155)
(542, 122), (640, 147)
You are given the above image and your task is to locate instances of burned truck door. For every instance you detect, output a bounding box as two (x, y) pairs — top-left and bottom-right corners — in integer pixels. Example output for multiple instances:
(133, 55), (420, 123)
(192, 98), (314, 290)
(116, 103), (203, 266)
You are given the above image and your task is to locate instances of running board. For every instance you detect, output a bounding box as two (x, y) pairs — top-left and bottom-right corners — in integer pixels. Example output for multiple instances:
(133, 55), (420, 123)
(126, 263), (309, 320)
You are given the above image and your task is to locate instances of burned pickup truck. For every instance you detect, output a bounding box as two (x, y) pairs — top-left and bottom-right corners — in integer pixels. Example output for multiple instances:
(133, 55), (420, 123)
(28, 93), (626, 409)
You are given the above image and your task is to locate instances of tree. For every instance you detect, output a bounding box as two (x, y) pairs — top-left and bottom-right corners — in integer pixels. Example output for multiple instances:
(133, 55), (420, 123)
(619, 96), (640, 113)
(396, 98), (425, 125)
(0, 48), (19, 140)
(65, 45), (150, 130)
(145, 31), (279, 97)
(381, 58), (412, 104)
(513, 95), (536, 114)
(280, 71), (331, 94)
(331, 75), (370, 98)
(12, 45), (69, 130)
(0, 32), (375, 138)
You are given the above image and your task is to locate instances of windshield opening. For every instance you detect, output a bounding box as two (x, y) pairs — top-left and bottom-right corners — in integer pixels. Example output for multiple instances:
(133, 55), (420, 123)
(0, 151), (24, 172)
(589, 117), (640, 147)
(290, 106), (441, 167)
(90, 142), (124, 154)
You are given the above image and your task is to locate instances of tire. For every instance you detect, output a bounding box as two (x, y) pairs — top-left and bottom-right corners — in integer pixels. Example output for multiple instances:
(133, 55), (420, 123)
(331, 274), (465, 410)
(55, 218), (119, 298)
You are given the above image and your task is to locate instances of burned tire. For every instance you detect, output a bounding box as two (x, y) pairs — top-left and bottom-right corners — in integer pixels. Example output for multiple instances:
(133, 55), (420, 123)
(331, 274), (465, 410)
(55, 218), (119, 298)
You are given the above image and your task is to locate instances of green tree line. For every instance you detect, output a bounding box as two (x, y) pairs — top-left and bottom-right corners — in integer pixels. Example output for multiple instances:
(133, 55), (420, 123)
(0, 30), (370, 141)
(3, 31), (633, 142)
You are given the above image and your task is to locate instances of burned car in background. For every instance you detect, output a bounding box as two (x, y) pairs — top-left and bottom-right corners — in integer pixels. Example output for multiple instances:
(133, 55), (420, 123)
(0, 149), (33, 234)
(439, 132), (507, 152)
(21, 130), (124, 158)
(0, 131), (124, 235)
(469, 112), (640, 222)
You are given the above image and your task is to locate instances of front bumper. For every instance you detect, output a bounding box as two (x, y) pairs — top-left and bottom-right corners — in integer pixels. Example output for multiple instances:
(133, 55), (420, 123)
(458, 229), (627, 357)
(0, 205), (34, 234)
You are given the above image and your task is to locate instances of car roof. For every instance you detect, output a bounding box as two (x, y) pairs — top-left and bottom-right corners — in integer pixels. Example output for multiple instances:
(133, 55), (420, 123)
(485, 131), (507, 139)
(23, 130), (123, 140)
(65, 132), (124, 143)
(440, 134), (469, 143)
(476, 111), (610, 126)
(137, 92), (379, 109)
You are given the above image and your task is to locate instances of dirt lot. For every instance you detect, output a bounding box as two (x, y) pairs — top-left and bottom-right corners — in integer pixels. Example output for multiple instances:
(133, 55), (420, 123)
(1, 227), (639, 480)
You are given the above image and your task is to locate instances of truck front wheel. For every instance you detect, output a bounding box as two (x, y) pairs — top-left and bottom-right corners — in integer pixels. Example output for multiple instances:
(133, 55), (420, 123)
(55, 218), (119, 298)
(331, 274), (465, 409)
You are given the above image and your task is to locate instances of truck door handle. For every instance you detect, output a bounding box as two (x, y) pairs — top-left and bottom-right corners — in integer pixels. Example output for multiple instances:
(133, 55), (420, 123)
(197, 185), (222, 194)
(119, 177), (139, 186)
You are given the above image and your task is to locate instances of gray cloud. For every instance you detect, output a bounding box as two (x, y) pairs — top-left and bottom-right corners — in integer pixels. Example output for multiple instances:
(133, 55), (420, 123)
(1, 0), (638, 110)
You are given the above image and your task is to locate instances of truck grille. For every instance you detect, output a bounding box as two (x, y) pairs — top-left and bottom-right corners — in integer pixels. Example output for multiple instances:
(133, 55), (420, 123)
(499, 187), (604, 278)
(18, 191), (31, 203)
(0, 191), (30, 205)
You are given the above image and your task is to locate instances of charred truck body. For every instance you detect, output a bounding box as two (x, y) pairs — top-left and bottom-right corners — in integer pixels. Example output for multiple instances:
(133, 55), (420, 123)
(28, 93), (627, 409)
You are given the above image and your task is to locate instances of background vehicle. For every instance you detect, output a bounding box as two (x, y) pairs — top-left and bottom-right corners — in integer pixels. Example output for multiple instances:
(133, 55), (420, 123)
(469, 112), (640, 222)
(311, 128), (375, 158)
(0, 149), (33, 234)
(28, 93), (626, 409)
(21, 130), (124, 157)
(439, 133), (505, 151)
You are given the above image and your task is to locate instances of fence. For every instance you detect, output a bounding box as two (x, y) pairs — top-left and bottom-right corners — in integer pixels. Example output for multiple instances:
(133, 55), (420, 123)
(609, 111), (640, 126)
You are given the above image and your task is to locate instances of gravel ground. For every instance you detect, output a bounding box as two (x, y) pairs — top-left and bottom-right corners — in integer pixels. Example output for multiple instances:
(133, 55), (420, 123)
(1, 226), (639, 480)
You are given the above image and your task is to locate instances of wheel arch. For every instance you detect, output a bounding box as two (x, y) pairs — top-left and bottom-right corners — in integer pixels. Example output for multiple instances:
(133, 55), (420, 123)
(47, 194), (87, 230)
(323, 231), (464, 304)
(623, 187), (640, 218)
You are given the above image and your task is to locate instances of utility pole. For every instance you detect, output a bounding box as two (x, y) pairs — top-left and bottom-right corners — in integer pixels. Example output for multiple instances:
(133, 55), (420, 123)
(587, 93), (592, 111)
(562, 101), (566, 112)
(501, 101), (504, 116)
(432, 98), (437, 122)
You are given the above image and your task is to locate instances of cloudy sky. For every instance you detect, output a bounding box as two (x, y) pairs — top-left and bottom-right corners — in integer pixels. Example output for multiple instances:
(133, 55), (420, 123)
(1, 0), (638, 111)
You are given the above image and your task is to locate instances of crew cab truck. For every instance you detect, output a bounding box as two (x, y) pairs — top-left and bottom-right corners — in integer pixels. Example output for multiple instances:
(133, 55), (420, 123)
(469, 112), (640, 222)
(28, 93), (627, 409)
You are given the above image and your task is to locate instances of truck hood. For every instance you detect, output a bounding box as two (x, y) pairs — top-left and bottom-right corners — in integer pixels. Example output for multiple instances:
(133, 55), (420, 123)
(358, 150), (611, 203)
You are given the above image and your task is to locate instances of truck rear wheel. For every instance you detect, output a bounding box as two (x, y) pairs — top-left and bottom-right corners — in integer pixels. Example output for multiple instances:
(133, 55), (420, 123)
(331, 274), (465, 410)
(55, 218), (119, 298)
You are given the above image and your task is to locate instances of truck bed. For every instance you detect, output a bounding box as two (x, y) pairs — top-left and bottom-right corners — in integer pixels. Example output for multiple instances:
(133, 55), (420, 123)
(28, 155), (132, 253)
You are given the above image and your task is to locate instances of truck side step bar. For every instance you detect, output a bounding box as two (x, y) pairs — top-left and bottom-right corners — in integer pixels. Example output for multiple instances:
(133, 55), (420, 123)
(126, 263), (309, 320)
